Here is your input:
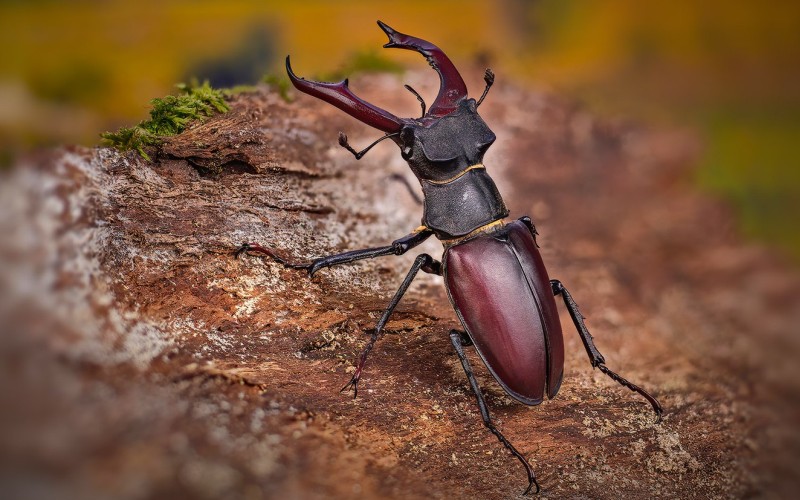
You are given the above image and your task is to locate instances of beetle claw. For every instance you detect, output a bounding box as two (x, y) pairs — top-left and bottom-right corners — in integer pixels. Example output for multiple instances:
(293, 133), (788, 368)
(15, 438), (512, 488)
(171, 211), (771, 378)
(340, 373), (360, 399)
(234, 242), (251, 258)
(234, 242), (318, 275)
(308, 260), (325, 278)
(596, 363), (663, 422)
(522, 475), (540, 496)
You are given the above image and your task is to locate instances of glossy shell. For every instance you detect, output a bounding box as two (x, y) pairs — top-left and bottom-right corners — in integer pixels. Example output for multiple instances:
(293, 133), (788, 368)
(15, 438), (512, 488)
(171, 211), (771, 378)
(443, 221), (565, 405)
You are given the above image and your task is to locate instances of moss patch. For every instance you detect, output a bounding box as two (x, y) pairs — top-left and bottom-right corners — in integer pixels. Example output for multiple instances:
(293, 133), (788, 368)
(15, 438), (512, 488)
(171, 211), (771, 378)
(261, 74), (292, 102)
(314, 49), (404, 82)
(101, 80), (229, 161)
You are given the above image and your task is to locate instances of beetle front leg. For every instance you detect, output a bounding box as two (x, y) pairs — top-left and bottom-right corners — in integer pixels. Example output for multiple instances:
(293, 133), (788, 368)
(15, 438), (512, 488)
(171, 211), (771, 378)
(518, 215), (540, 247)
(551, 280), (663, 422)
(235, 227), (433, 278)
(449, 330), (539, 496)
(341, 253), (441, 398)
(338, 131), (399, 160)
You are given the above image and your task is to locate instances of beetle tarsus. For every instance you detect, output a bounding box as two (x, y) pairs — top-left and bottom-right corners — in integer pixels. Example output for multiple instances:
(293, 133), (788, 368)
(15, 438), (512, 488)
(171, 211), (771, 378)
(551, 279), (663, 422)
(341, 254), (440, 398)
(234, 242), (251, 258)
(234, 242), (313, 271)
(597, 363), (664, 423)
(340, 367), (362, 399)
(449, 330), (539, 495)
(476, 68), (495, 107)
(242, 229), (434, 281)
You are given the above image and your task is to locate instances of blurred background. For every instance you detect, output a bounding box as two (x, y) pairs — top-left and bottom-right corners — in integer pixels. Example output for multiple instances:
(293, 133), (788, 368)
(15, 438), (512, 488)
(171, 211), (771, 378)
(1, 0), (798, 260)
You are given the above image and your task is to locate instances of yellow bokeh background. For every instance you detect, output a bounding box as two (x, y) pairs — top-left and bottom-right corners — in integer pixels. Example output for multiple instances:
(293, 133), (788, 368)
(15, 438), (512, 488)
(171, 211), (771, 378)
(1, 0), (798, 258)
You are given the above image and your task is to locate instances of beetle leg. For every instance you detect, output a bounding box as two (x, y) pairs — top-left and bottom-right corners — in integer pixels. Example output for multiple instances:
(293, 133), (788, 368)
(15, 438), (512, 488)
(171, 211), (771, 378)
(476, 68), (495, 108)
(551, 280), (664, 422)
(234, 243), (312, 270)
(338, 131), (399, 160)
(449, 330), (539, 495)
(341, 253), (442, 398)
(389, 173), (423, 205)
(518, 215), (540, 248)
(235, 228), (433, 278)
(453, 329), (473, 347)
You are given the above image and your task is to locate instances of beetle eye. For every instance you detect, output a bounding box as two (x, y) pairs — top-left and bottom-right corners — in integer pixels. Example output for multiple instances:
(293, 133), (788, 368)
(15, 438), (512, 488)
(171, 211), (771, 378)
(400, 126), (414, 144)
(399, 127), (415, 159)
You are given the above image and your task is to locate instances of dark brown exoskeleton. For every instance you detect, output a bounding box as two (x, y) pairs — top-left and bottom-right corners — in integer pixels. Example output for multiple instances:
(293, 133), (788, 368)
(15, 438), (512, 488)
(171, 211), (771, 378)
(236, 21), (662, 495)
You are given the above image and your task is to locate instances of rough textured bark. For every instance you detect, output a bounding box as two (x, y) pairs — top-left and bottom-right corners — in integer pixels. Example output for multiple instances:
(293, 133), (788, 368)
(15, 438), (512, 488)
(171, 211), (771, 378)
(1, 72), (798, 499)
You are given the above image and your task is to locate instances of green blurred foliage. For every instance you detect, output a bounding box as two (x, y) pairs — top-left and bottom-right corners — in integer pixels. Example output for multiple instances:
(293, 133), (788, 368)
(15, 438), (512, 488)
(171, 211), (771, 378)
(0, 0), (797, 259)
(313, 49), (405, 82)
(101, 80), (229, 161)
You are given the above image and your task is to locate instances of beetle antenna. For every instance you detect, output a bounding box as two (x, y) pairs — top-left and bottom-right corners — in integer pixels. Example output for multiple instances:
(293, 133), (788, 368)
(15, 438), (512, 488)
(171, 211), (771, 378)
(403, 84), (427, 118)
(476, 68), (495, 107)
(389, 173), (423, 205)
(338, 131), (399, 160)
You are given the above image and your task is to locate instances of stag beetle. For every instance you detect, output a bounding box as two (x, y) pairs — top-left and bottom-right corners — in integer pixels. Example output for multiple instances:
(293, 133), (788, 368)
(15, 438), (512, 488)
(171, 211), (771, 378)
(236, 20), (662, 495)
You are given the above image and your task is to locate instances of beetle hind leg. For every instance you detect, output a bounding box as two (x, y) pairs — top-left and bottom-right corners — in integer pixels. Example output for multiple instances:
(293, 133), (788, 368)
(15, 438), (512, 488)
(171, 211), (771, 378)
(449, 330), (539, 495)
(551, 280), (663, 422)
(341, 253), (442, 398)
(389, 173), (423, 205)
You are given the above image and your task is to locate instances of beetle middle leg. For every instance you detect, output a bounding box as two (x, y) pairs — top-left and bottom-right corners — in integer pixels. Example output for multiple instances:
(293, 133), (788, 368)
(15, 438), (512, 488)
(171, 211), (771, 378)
(449, 329), (539, 495)
(341, 253), (441, 398)
(550, 279), (663, 422)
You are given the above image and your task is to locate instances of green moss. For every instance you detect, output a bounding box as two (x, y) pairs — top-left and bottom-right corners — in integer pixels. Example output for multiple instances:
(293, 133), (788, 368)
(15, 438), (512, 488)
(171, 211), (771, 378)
(224, 84), (260, 96)
(259, 49), (404, 104)
(696, 108), (800, 261)
(314, 49), (404, 82)
(262, 74), (292, 102)
(0, 148), (13, 171)
(101, 79), (229, 161)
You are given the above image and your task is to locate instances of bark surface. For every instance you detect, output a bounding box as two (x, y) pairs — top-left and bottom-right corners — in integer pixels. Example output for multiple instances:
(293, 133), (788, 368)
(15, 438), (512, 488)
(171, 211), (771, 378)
(1, 73), (798, 499)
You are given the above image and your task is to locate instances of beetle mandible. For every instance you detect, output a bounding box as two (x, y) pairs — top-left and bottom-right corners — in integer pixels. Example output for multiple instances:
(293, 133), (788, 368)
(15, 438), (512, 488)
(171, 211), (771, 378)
(236, 21), (662, 495)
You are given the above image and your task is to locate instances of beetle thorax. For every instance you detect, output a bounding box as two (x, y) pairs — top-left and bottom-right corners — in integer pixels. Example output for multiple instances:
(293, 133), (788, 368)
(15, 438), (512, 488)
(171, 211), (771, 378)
(396, 99), (508, 240)
(399, 99), (496, 183)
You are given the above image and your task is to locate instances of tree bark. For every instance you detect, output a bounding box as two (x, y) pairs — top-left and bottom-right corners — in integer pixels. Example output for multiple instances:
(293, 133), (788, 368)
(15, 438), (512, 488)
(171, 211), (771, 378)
(1, 75), (798, 499)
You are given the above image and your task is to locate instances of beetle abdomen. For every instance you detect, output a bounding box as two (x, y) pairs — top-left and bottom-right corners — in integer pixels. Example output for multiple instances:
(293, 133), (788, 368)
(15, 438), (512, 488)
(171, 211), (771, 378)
(443, 221), (565, 405)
